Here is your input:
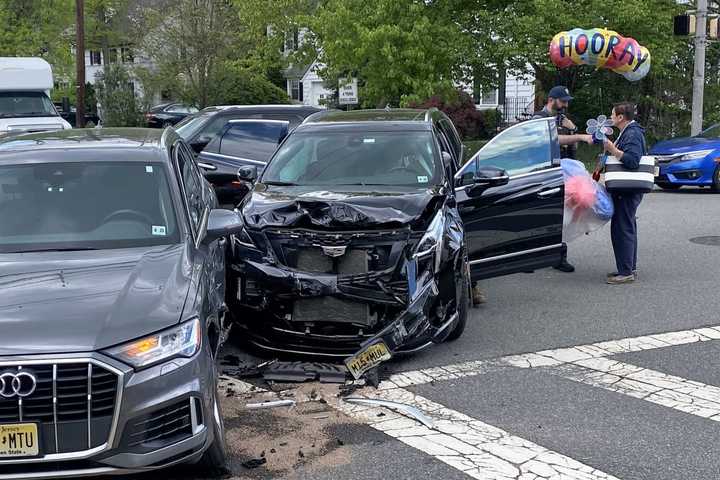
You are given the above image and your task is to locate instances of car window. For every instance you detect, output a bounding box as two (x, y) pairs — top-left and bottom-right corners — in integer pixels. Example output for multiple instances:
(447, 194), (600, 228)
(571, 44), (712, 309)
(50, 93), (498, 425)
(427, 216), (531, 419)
(262, 131), (441, 187)
(175, 143), (206, 234)
(0, 161), (179, 252)
(219, 122), (287, 160)
(438, 119), (462, 162)
(167, 104), (190, 113)
(468, 120), (552, 177)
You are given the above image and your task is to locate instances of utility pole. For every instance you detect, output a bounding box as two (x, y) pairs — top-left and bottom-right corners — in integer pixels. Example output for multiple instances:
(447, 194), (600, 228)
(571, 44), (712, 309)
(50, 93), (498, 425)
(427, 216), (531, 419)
(691, 0), (707, 136)
(75, 0), (86, 128)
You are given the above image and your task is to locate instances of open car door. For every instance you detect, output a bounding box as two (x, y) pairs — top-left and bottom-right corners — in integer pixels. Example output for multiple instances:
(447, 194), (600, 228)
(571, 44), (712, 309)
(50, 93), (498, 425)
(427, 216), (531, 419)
(196, 119), (289, 206)
(455, 118), (565, 281)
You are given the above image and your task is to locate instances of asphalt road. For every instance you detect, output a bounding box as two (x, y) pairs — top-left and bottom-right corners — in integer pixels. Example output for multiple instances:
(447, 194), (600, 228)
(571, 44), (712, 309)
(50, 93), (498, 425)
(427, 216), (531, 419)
(126, 188), (720, 480)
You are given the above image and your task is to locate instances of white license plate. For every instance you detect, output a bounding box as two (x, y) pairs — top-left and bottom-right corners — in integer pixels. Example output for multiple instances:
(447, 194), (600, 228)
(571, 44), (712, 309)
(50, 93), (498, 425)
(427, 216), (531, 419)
(345, 341), (392, 380)
(0, 423), (39, 458)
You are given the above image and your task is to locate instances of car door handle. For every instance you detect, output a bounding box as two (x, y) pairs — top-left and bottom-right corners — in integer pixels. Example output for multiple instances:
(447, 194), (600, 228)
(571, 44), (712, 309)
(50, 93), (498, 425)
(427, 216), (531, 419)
(537, 187), (561, 198)
(197, 162), (217, 171)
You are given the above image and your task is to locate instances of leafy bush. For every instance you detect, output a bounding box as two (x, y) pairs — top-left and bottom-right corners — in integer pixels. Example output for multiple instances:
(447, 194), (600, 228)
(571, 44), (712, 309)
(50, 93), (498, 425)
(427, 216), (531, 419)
(205, 62), (290, 106)
(407, 90), (485, 140)
(94, 65), (144, 127)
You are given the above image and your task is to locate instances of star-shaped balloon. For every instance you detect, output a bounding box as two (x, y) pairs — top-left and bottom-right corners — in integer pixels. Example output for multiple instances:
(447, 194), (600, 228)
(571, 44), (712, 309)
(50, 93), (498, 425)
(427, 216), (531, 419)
(586, 115), (614, 142)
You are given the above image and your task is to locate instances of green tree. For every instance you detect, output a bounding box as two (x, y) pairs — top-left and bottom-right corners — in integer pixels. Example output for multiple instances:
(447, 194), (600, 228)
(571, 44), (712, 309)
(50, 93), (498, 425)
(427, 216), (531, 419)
(301, 0), (469, 108)
(0, 0), (75, 81)
(95, 64), (143, 126)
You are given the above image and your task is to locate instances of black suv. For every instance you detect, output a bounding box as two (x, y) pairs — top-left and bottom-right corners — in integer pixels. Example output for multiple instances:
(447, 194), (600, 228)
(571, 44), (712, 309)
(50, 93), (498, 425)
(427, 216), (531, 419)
(227, 109), (565, 379)
(174, 105), (320, 154)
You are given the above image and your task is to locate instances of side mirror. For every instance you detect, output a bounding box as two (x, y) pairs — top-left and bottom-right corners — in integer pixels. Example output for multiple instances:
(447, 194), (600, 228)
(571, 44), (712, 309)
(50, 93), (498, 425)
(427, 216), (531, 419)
(190, 135), (212, 153)
(237, 165), (257, 182)
(203, 209), (244, 244)
(466, 166), (509, 197)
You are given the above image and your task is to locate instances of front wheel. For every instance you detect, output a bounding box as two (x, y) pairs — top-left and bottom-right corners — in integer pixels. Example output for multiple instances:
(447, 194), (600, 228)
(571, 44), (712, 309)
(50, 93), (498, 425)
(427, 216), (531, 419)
(444, 262), (470, 342)
(195, 363), (229, 476)
(712, 166), (720, 193)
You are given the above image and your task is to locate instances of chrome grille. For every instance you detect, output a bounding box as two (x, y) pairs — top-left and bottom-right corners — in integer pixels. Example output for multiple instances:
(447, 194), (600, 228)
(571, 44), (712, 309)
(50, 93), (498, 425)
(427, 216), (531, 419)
(0, 362), (119, 455)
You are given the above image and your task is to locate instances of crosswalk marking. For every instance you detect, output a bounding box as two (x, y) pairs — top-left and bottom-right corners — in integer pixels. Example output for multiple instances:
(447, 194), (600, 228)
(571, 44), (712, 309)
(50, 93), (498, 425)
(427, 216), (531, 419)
(331, 387), (620, 480)
(545, 358), (720, 421)
(382, 325), (720, 390)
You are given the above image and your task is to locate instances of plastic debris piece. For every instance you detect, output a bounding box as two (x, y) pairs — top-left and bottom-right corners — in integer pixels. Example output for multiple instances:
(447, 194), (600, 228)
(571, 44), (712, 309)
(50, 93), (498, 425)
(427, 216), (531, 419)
(343, 397), (436, 429)
(245, 399), (296, 410)
(262, 361), (348, 383)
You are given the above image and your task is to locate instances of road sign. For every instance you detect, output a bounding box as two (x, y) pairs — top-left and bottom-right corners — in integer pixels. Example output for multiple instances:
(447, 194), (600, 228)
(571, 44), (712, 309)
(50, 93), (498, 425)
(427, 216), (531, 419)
(338, 78), (358, 105)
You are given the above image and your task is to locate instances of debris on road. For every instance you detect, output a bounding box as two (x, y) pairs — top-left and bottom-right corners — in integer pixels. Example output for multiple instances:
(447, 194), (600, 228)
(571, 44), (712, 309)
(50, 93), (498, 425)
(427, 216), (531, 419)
(246, 399), (296, 410)
(343, 397), (436, 429)
(241, 457), (268, 469)
(261, 361), (348, 383)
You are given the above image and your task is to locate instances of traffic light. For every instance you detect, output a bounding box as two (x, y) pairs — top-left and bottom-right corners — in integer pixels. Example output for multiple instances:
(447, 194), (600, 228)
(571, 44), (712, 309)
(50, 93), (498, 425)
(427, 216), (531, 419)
(674, 14), (696, 36)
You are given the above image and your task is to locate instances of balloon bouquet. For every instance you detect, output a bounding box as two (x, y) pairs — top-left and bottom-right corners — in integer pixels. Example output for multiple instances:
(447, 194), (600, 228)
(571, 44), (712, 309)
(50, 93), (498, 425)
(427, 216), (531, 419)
(548, 27), (650, 240)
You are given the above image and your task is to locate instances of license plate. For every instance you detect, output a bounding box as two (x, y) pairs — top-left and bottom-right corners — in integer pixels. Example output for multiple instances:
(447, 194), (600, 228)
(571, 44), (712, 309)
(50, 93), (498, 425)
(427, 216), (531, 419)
(345, 341), (392, 380)
(0, 423), (39, 458)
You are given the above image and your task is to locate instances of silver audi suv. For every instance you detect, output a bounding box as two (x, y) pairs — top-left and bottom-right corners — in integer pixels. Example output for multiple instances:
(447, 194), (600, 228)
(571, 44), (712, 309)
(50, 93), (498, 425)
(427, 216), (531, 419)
(0, 128), (243, 478)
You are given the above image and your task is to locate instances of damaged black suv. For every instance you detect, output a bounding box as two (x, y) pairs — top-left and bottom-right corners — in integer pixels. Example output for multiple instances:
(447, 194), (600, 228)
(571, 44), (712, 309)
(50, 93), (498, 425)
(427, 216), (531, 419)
(228, 109), (565, 377)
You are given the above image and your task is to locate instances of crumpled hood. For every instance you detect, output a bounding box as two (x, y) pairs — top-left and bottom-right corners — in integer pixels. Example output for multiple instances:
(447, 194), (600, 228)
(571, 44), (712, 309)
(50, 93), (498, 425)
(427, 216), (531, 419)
(242, 184), (443, 230)
(650, 136), (720, 155)
(0, 244), (192, 356)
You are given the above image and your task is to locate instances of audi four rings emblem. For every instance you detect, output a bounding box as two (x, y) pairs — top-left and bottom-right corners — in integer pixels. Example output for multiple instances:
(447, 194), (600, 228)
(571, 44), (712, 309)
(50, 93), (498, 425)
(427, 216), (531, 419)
(0, 371), (38, 398)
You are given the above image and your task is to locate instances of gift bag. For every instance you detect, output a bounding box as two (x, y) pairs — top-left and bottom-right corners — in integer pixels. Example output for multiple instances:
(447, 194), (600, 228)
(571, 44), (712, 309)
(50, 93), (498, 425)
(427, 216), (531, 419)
(561, 159), (614, 242)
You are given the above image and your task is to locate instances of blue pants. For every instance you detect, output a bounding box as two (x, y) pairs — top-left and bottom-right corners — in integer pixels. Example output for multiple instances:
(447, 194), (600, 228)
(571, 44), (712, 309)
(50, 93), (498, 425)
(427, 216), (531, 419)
(610, 192), (644, 276)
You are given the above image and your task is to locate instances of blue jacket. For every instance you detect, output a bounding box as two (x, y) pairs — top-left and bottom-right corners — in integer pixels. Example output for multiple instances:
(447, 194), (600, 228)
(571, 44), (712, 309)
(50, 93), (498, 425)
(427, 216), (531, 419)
(615, 121), (646, 170)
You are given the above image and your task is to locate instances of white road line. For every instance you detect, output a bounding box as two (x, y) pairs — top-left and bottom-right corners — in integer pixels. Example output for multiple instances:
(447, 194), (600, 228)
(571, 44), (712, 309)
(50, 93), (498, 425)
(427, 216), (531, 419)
(331, 387), (620, 480)
(382, 325), (720, 389)
(546, 358), (720, 421)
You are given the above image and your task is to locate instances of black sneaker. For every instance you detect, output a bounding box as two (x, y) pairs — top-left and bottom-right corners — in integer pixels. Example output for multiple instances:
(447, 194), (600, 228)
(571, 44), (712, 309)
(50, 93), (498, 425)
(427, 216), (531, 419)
(553, 259), (575, 273)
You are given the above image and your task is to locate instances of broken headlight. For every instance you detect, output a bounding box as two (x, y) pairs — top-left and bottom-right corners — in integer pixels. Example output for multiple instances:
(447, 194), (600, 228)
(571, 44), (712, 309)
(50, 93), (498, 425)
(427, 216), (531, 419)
(413, 209), (444, 272)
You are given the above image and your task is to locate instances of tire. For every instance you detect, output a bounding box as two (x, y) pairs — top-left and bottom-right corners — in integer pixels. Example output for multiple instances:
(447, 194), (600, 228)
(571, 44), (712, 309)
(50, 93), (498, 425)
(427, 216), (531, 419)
(712, 166), (720, 193)
(657, 183), (681, 190)
(444, 261), (470, 342)
(195, 362), (230, 476)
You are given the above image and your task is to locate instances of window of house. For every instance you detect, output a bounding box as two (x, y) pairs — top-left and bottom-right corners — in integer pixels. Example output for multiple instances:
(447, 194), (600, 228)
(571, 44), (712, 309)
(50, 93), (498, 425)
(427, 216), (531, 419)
(107, 49), (118, 64)
(121, 47), (134, 63)
(89, 50), (102, 66)
(290, 80), (304, 102)
(479, 89), (499, 105)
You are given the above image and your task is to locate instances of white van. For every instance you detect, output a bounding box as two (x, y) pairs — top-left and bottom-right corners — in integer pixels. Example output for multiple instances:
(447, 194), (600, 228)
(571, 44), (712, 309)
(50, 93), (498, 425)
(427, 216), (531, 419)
(0, 57), (72, 135)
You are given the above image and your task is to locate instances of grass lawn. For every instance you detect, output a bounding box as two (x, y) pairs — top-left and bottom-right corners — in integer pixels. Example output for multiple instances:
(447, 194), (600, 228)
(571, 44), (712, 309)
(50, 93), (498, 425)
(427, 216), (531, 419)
(462, 140), (487, 164)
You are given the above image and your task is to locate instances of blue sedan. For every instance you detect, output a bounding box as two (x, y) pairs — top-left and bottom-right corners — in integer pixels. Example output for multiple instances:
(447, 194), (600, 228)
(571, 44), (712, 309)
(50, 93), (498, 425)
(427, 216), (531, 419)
(651, 124), (720, 191)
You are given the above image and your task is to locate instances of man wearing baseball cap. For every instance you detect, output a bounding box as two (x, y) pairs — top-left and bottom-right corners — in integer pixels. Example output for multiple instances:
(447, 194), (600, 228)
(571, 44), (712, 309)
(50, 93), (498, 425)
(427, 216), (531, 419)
(532, 85), (593, 273)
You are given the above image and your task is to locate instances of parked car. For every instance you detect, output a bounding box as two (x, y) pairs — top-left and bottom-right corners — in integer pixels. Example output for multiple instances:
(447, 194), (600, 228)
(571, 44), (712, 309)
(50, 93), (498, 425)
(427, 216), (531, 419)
(227, 109), (565, 379)
(197, 119), (290, 207)
(53, 102), (100, 127)
(0, 128), (243, 477)
(145, 102), (199, 128)
(174, 104), (320, 154)
(651, 124), (720, 191)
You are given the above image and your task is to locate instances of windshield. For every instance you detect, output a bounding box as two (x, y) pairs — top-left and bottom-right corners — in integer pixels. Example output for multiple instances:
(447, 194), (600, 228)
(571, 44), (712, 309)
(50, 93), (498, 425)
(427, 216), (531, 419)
(0, 161), (180, 253)
(0, 92), (58, 118)
(697, 124), (720, 138)
(175, 112), (213, 139)
(261, 131), (441, 186)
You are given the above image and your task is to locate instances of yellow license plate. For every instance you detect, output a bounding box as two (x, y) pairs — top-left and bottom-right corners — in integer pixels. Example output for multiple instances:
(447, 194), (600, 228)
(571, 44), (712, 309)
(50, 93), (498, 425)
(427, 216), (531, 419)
(0, 423), (39, 458)
(345, 341), (392, 380)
